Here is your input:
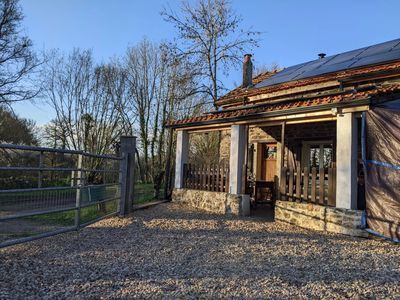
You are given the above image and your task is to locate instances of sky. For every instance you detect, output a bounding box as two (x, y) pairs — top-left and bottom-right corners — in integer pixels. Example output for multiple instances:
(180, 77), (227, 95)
(13, 0), (400, 125)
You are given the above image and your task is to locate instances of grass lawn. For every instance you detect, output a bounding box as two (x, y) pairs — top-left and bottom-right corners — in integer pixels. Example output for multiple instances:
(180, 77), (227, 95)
(29, 199), (118, 226)
(0, 183), (163, 243)
(134, 183), (164, 204)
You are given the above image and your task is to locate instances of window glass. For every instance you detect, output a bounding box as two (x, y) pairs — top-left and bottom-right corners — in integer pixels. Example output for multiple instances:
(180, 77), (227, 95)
(309, 145), (320, 168)
(264, 145), (277, 159)
(323, 144), (333, 168)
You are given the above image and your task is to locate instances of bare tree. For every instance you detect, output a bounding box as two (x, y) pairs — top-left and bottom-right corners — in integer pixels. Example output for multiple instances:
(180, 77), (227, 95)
(122, 39), (207, 196)
(124, 39), (161, 182)
(0, 0), (40, 105)
(44, 49), (126, 156)
(162, 0), (260, 107)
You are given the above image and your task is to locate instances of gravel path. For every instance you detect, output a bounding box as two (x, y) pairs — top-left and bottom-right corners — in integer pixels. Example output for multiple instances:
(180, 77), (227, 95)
(1, 203), (399, 299)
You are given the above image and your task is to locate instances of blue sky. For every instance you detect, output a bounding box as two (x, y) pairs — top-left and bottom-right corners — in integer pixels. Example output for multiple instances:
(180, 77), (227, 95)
(14, 0), (400, 125)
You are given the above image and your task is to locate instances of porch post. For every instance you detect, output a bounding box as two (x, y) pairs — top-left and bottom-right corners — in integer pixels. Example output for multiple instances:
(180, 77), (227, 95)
(336, 113), (357, 209)
(174, 130), (189, 189)
(229, 124), (247, 194)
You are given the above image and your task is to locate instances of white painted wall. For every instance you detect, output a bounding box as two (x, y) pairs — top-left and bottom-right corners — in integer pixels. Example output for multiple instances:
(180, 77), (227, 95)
(336, 113), (357, 209)
(174, 130), (189, 189)
(229, 125), (247, 194)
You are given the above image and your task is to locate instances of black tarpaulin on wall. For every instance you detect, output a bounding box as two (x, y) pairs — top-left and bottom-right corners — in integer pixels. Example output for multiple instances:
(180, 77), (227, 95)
(364, 101), (400, 242)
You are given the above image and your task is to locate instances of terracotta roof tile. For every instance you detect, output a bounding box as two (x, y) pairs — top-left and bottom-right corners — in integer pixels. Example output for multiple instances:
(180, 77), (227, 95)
(168, 84), (400, 127)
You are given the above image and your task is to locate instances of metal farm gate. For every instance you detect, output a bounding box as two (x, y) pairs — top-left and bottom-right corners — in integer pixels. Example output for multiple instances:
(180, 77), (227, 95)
(0, 136), (136, 248)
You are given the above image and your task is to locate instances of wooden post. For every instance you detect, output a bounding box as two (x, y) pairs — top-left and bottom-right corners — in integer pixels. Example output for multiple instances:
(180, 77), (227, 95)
(280, 167), (287, 200)
(163, 128), (174, 200)
(187, 164), (191, 188)
(295, 166), (301, 201)
(336, 113), (357, 209)
(319, 168), (325, 205)
(221, 164), (225, 192)
(303, 167), (309, 201)
(75, 153), (84, 228)
(288, 168), (294, 201)
(229, 124), (247, 194)
(328, 167), (335, 206)
(119, 136), (136, 217)
(311, 167), (317, 203)
(278, 122), (285, 199)
(216, 165), (221, 192)
(226, 164), (230, 193)
(174, 130), (189, 189)
(183, 164), (187, 188)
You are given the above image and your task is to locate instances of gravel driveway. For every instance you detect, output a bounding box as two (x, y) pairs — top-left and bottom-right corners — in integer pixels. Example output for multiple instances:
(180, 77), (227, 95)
(1, 203), (399, 299)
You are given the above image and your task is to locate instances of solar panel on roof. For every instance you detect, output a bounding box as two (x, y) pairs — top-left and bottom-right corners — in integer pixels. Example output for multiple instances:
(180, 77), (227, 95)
(255, 38), (400, 89)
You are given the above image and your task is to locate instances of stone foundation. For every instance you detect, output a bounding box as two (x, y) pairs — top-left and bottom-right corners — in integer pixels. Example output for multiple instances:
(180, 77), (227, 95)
(275, 200), (368, 237)
(172, 189), (250, 216)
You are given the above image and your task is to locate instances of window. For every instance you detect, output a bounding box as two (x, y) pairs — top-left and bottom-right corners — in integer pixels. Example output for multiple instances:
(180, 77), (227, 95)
(302, 141), (333, 169)
(264, 145), (277, 160)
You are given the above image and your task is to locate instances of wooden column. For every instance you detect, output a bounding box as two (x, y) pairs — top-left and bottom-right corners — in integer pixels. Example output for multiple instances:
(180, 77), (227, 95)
(229, 124), (247, 195)
(336, 113), (357, 209)
(174, 130), (189, 189)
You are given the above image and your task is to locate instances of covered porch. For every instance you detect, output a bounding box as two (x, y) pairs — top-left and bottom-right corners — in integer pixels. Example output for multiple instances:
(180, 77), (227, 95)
(172, 109), (366, 236)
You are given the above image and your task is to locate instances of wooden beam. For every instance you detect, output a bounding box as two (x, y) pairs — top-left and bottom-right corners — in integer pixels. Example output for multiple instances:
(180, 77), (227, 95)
(340, 105), (369, 113)
(174, 105), (369, 132)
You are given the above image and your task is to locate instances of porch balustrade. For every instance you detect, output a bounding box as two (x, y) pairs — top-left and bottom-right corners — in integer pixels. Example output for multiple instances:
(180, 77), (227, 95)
(183, 163), (230, 193)
(280, 166), (336, 206)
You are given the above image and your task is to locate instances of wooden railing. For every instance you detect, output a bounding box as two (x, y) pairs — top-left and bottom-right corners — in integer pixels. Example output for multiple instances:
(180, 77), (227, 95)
(183, 163), (229, 193)
(280, 166), (336, 206)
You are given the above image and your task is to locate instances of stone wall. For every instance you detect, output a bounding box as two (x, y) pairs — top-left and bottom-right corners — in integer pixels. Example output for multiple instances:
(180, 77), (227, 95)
(275, 200), (368, 237)
(249, 127), (277, 142)
(172, 188), (250, 216)
(219, 127), (277, 163)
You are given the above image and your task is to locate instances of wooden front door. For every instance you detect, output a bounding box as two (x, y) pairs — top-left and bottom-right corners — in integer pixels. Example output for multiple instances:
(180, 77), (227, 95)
(261, 143), (277, 181)
(254, 143), (277, 203)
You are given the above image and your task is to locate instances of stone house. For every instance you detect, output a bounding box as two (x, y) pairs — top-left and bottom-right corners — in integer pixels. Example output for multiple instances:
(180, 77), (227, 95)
(168, 38), (400, 241)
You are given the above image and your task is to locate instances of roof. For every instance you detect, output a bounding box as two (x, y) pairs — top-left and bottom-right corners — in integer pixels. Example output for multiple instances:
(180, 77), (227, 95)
(170, 38), (400, 128)
(169, 84), (400, 128)
(217, 59), (400, 106)
(255, 38), (400, 89)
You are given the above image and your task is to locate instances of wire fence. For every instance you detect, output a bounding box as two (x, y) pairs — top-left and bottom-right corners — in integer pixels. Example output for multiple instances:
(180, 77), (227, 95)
(0, 139), (133, 248)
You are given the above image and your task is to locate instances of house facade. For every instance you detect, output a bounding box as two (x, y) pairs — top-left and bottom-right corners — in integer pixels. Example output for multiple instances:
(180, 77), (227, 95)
(168, 39), (400, 240)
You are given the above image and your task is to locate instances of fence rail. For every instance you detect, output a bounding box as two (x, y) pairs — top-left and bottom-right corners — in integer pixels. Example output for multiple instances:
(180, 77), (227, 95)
(183, 163), (229, 193)
(280, 166), (336, 206)
(0, 136), (136, 248)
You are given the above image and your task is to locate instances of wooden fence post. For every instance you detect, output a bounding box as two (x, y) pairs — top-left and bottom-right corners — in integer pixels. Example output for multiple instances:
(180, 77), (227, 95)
(119, 136), (136, 217)
(303, 167), (309, 201)
(280, 167), (287, 200)
(295, 166), (301, 200)
(319, 168), (325, 205)
(311, 167), (317, 202)
(288, 168), (294, 200)
(75, 153), (84, 229)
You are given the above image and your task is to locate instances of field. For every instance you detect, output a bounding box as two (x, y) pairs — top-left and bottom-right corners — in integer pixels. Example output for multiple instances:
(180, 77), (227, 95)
(0, 183), (162, 244)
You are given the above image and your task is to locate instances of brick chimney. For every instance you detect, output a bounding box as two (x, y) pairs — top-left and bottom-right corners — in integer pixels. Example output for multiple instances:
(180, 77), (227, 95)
(242, 54), (253, 88)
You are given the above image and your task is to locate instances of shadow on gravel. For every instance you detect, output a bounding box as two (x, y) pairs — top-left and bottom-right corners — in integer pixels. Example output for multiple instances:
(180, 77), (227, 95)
(1, 203), (399, 299)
